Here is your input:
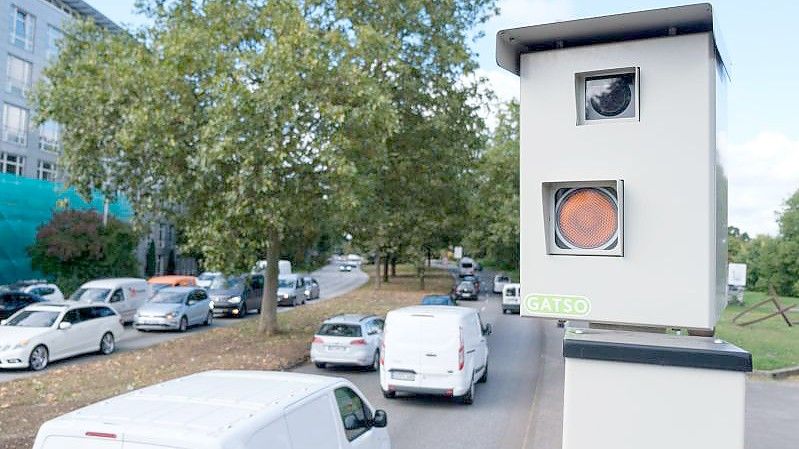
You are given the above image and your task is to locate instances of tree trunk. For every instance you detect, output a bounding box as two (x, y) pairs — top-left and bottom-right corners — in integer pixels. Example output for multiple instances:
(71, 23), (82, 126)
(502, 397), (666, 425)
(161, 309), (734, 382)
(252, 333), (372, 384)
(427, 248), (431, 267)
(391, 255), (397, 277)
(258, 232), (280, 336)
(374, 248), (382, 290)
(383, 253), (390, 283)
(419, 262), (426, 290)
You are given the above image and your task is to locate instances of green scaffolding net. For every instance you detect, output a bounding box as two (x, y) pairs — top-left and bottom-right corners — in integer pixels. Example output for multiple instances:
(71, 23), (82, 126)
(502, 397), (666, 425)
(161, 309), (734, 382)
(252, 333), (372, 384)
(0, 173), (133, 284)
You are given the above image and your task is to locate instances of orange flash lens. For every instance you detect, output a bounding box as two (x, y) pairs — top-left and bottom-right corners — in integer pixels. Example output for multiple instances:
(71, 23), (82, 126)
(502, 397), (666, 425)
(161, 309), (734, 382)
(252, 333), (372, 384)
(557, 188), (618, 249)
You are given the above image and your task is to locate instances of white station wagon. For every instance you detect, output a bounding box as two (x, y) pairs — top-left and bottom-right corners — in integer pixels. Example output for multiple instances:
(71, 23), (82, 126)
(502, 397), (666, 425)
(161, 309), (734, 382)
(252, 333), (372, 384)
(0, 302), (123, 371)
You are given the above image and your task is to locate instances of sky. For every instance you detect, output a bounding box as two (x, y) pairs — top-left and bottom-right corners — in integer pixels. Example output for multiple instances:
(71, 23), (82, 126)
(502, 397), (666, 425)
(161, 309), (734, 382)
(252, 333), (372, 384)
(86, 0), (799, 236)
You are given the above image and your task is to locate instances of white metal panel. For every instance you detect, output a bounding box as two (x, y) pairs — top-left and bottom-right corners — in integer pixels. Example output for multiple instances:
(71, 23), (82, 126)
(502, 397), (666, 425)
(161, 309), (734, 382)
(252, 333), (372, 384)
(520, 32), (724, 329)
(563, 357), (745, 449)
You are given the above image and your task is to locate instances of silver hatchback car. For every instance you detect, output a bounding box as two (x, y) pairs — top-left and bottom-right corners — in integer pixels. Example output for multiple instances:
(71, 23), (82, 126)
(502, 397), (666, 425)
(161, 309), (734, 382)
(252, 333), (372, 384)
(134, 287), (213, 332)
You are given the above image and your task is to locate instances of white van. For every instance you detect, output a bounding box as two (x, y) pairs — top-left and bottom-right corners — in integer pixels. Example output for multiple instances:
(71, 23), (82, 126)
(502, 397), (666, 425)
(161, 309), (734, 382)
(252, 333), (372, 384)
(502, 283), (521, 314)
(458, 257), (476, 278)
(33, 370), (391, 449)
(380, 306), (490, 405)
(253, 259), (293, 275)
(68, 278), (149, 323)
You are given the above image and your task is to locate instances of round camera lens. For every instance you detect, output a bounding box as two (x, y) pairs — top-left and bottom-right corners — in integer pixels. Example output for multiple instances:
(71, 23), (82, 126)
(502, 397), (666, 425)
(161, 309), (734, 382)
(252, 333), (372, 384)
(587, 76), (632, 117)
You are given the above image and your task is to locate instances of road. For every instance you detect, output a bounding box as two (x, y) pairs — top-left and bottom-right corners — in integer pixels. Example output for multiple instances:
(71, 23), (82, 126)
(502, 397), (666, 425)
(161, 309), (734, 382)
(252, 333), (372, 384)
(292, 269), (549, 449)
(0, 263), (368, 383)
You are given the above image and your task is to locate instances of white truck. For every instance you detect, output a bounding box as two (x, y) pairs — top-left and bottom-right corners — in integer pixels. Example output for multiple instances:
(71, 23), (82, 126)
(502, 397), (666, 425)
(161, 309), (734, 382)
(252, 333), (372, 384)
(33, 370), (391, 449)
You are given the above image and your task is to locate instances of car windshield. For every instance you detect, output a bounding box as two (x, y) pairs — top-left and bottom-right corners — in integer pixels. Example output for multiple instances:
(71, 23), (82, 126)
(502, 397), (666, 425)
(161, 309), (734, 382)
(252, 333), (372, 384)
(149, 292), (187, 304)
(461, 263), (473, 268)
(497, 277), (509, 283)
(458, 282), (473, 291)
(278, 278), (296, 288)
(68, 288), (110, 302)
(209, 277), (238, 290)
(5, 310), (60, 327)
(318, 323), (362, 337)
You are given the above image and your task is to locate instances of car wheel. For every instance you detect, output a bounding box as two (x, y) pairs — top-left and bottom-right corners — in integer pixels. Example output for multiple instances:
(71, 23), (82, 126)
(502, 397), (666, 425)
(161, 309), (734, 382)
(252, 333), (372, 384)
(461, 378), (475, 405)
(29, 345), (48, 371)
(370, 350), (380, 371)
(99, 332), (115, 355)
(205, 312), (213, 326)
(478, 363), (488, 383)
(382, 387), (396, 399)
(178, 316), (188, 332)
(502, 308), (508, 314)
(238, 303), (247, 318)
(314, 362), (326, 369)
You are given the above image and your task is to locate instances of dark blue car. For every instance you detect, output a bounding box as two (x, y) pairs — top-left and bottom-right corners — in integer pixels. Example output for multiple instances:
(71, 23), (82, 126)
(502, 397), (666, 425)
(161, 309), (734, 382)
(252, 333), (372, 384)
(421, 295), (457, 306)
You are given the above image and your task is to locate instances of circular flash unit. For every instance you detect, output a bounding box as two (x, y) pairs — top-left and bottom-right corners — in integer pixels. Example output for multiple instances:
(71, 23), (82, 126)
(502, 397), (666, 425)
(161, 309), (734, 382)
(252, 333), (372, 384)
(555, 188), (618, 250)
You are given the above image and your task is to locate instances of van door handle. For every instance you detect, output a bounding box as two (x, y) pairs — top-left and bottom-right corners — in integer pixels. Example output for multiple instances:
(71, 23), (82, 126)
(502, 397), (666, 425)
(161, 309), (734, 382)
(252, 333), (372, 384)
(466, 349), (476, 354)
(425, 353), (437, 357)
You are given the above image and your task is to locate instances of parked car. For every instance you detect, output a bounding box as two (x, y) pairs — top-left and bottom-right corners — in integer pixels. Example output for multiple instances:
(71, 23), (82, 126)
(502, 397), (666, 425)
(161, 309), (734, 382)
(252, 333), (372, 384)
(196, 271), (223, 289)
(68, 278), (150, 324)
(493, 275), (511, 294)
(502, 283), (521, 314)
(33, 370), (391, 449)
(147, 275), (198, 295)
(6, 280), (64, 302)
(304, 276), (320, 300)
(0, 302), (123, 371)
(311, 314), (384, 370)
(421, 295), (457, 306)
(0, 291), (47, 320)
(452, 280), (478, 301)
(461, 275), (481, 292)
(134, 286), (213, 332)
(380, 306), (490, 404)
(278, 274), (307, 307)
(209, 275), (263, 318)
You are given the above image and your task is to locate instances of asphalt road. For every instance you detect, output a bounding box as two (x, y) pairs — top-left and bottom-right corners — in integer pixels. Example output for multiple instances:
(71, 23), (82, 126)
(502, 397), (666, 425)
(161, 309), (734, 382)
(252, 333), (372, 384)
(0, 263), (368, 383)
(292, 270), (548, 449)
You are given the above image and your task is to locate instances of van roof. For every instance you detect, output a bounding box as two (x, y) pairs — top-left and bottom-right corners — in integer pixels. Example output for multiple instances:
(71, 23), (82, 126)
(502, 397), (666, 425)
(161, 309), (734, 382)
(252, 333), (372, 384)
(40, 371), (343, 445)
(81, 278), (147, 288)
(389, 305), (477, 318)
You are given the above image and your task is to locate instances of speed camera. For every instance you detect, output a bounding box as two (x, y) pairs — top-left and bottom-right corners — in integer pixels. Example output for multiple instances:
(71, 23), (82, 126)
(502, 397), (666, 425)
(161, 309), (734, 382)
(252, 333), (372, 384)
(497, 3), (728, 330)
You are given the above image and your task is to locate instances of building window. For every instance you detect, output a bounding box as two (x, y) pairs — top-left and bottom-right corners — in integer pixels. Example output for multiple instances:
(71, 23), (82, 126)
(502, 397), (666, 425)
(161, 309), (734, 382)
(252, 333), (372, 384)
(6, 54), (31, 96)
(36, 159), (56, 181)
(39, 120), (60, 152)
(3, 103), (27, 145)
(9, 6), (35, 52)
(0, 152), (24, 175)
(46, 26), (62, 59)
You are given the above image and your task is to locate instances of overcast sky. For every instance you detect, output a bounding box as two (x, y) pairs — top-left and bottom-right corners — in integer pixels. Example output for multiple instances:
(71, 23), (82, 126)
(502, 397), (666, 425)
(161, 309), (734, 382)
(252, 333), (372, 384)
(87, 0), (799, 236)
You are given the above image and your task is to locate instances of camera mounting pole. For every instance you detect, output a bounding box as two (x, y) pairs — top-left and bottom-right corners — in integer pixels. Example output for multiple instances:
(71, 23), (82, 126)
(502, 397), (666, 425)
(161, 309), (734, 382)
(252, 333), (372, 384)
(497, 4), (750, 449)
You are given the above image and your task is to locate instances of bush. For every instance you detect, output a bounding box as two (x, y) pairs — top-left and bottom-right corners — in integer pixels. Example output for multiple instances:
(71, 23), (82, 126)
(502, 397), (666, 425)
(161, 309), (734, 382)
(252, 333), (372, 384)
(28, 209), (139, 295)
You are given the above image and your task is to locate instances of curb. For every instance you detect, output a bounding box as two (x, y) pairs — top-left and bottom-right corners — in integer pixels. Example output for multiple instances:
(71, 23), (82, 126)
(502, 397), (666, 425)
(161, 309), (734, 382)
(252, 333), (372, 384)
(751, 365), (799, 380)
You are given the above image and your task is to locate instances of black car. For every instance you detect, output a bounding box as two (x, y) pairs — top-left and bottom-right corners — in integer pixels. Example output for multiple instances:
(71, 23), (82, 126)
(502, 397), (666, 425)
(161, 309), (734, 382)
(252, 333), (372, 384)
(451, 281), (478, 301)
(208, 275), (264, 318)
(461, 275), (481, 293)
(0, 291), (46, 320)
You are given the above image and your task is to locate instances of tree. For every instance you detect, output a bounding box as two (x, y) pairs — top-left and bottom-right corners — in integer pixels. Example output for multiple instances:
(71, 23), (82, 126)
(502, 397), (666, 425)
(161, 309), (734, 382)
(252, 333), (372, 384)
(166, 249), (176, 275)
(466, 100), (520, 270)
(33, 1), (393, 335)
(145, 240), (156, 277)
(28, 209), (138, 295)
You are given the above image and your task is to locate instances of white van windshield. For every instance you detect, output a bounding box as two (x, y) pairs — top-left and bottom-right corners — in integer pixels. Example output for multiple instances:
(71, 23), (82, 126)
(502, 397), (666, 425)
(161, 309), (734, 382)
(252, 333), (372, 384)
(68, 288), (110, 302)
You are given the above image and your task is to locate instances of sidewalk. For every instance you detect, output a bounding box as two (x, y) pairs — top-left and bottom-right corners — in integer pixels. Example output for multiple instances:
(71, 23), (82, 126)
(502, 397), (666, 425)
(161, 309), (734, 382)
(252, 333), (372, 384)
(525, 322), (799, 449)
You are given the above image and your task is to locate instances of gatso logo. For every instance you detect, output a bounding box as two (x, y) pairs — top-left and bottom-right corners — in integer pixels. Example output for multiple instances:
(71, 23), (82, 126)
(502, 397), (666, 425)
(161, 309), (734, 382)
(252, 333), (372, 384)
(522, 294), (591, 317)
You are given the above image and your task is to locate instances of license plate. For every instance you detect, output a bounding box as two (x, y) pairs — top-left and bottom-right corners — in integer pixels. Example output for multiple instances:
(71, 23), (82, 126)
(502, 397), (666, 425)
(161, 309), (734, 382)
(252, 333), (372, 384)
(463, 293), (472, 297)
(391, 371), (415, 381)
(326, 345), (345, 352)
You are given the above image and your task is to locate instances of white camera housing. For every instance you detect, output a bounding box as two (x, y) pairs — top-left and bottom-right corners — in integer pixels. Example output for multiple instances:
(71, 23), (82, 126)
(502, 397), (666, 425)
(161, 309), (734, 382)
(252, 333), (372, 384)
(497, 4), (728, 330)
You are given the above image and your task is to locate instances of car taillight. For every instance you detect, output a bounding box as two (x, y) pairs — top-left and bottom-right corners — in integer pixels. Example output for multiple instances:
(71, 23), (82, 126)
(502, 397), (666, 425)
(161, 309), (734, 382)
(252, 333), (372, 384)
(458, 327), (464, 371)
(350, 339), (367, 345)
(312, 336), (324, 344)
(380, 339), (385, 365)
(86, 432), (117, 439)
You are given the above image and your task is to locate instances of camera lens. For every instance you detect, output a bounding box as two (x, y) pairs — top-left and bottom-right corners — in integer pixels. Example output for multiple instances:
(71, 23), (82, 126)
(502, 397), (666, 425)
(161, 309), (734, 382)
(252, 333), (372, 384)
(586, 74), (634, 118)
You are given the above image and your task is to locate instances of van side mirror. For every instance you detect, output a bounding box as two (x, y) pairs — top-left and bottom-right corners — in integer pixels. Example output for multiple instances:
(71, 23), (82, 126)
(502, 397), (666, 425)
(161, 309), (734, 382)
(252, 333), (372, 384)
(59, 321), (72, 330)
(482, 323), (492, 336)
(372, 409), (388, 428)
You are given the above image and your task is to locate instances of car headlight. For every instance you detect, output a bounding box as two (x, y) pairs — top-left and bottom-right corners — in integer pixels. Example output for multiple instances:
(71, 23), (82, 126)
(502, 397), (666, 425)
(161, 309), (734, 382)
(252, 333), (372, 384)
(165, 313), (175, 320)
(13, 339), (30, 349)
(228, 296), (242, 304)
(209, 302), (214, 309)
(305, 290), (311, 295)
(283, 294), (289, 299)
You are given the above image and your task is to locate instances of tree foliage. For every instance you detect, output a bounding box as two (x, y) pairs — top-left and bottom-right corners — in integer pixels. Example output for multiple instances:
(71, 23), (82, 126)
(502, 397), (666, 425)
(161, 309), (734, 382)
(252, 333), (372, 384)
(28, 210), (139, 294)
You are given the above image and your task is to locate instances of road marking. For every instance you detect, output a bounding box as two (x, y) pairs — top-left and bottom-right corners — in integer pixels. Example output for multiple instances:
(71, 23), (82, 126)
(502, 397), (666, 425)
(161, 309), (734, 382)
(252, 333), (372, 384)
(481, 306), (486, 311)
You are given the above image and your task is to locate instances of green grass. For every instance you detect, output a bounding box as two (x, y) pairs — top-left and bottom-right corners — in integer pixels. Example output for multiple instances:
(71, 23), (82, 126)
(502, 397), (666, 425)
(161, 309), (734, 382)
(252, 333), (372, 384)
(716, 291), (799, 371)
